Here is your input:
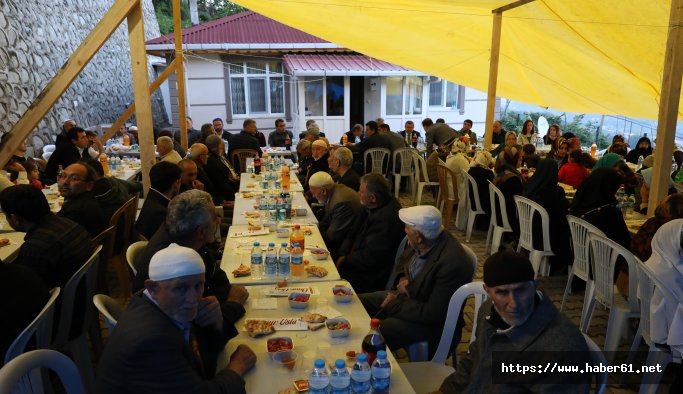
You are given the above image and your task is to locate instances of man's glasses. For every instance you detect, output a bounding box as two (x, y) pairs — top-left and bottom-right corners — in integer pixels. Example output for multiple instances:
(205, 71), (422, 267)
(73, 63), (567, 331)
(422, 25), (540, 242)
(58, 173), (85, 182)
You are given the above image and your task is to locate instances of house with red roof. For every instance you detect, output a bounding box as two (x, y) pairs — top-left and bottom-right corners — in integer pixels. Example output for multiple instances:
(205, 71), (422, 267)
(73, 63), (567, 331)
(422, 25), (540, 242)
(146, 11), (491, 143)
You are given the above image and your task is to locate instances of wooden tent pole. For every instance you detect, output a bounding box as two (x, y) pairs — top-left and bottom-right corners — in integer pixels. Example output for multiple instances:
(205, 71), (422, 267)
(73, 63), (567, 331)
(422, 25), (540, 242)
(648, 0), (683, 215)
(127, 0), (155, 193)
(0, 0), (137, 168)
(173, 0), (188, 150)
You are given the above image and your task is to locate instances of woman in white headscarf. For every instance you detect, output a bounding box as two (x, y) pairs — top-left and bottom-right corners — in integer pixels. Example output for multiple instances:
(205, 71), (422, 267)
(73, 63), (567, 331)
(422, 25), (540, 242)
(445, 140), (470, 201)
(645, 218), (683, 355)
(456, 150), (494, 231)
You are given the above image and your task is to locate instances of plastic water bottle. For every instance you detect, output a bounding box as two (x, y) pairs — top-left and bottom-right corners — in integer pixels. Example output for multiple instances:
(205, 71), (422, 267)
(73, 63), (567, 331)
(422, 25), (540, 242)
(626, 194), (636, 216)
(637, 155), (644, 170)
(264, 242), (277, 278)
(309, 359), (330, 394)
(278, 243), (290, 278)
(251, 242), (263, 279)
(330, 359), (351, 394)
(371, 350), (391, 393)
(350, 353), (371, 394)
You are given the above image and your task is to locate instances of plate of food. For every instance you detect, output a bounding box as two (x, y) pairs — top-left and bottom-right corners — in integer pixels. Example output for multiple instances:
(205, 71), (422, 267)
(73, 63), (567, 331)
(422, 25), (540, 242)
(245, 319), (276, 337)
(305, 266), (328, 278)
(232, 264), (251, 277)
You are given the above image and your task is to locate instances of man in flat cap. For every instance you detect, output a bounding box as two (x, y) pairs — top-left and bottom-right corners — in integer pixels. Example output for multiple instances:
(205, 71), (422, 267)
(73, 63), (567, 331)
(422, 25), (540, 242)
(98, 244), (256, 393)
(308, 171), (362, 259)
(435, 251), (591, 394)
(358, 205), (473, 357)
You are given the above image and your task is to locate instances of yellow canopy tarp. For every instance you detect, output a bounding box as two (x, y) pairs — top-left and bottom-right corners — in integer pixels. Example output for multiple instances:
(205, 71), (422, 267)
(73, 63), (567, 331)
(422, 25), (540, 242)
(233, 0), (680, 120)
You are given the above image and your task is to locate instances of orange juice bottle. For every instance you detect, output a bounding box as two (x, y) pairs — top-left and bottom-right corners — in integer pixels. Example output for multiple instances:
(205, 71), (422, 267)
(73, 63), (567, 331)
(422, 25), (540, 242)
(290, 224), (305, 250)
(342, 133), (348, 145)
(99, 154), (109, 176)
(281, 164), (290, 191)
(290, 242), (304, 277)
(123, 134), (130, 146)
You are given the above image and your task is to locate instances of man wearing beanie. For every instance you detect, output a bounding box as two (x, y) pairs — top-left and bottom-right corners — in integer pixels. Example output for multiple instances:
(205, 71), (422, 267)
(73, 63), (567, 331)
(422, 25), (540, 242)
(358, 205), (473, 357)
(436, 251), (591, 394)
(308, 171), (362, 259)
(98, 244), (256, 393)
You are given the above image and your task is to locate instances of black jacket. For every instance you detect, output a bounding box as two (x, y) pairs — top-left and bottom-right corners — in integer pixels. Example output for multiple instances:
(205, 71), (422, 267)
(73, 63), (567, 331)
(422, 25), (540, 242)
(227, 131), (263, 172)
(204, 153), (238, 202)
(45, 143), (88, 183)
(318, 184), (363, 259)
(398, 130), (421, 148)
(135, 188), (170, 240)
(305, 153), (330, 190)
(58, 192), (107, 237)
(337, 168), (361, 192)
(196, 165), (221, 205)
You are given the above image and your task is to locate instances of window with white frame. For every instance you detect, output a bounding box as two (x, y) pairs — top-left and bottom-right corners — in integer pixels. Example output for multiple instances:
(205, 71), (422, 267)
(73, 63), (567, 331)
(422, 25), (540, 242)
(405, 76), (423, 115)
(230, 62), (285, 115)
(429, 80), (459, 109)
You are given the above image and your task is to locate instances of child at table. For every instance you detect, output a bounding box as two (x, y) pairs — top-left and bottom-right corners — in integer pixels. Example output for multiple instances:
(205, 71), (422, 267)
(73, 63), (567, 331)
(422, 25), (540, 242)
(21, 160), (43, 189)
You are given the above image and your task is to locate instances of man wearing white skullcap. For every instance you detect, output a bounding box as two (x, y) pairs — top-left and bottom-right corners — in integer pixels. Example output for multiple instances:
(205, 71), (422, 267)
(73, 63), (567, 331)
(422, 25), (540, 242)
(97, 243), (256, 393)
(358, 205), (474, 358)
(304, 138), (330, 191)
(308, 171), (362, 259)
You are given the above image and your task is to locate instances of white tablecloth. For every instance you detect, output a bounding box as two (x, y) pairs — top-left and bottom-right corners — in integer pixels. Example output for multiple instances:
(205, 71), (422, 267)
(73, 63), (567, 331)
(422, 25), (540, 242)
(0, 232), (26, 262)
(221, 225), (339, 286)
(232, 192), (317, 225)
(217, 280), (415, 394)
(239, 172), (303, 193)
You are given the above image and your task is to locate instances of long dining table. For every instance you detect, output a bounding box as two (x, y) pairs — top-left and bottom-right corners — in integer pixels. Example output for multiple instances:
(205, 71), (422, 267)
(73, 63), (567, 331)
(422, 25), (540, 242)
(232, 191), (318, 226)
(0, 231), (27, 262)
(216, 280), (415, 394)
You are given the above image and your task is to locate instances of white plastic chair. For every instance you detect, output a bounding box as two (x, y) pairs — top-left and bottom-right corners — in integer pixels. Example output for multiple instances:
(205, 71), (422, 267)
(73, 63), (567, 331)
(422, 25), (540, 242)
(0, 349), (86, 394)
(462, 170), (486, 242)
(52, 245), (102, 393)
(412, 153), (439, 204)
(392, 147), (416, 198)
(125, 240), (148, 277)
(93, 294), (124, 336)
(405, 245), (479, 362)
(401, 282), (488, 394)
(514, 196), (554, 277)
(563, 216), (605, 327)
(486, 181), (513, 254)
(583, 333), (608, 394)
(4, 287), (60, 365)
(364, 147), (391, 175)
(623, 262), (676, 394)
(584, 233), (639, 361)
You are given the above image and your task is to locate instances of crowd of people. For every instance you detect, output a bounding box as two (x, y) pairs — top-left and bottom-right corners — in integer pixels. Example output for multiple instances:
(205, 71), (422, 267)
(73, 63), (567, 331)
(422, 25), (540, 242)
(0, 114), (681, 393)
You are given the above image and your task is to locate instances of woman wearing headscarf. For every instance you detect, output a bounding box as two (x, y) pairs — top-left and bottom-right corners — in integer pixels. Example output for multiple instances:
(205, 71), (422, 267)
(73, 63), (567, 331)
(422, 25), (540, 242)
(445, 140), (470, 201)
(631, 193), (683, 262)
(491, 131), (519, 158)
(624, 137), (653, 165)
(593, 152), (638, 189)
(463, 150), (495, 231)
(546, 136), (567, 161)
(644, 219), (683, 358)
(494, 147), (524, 237)
(523, 159), (572, 271)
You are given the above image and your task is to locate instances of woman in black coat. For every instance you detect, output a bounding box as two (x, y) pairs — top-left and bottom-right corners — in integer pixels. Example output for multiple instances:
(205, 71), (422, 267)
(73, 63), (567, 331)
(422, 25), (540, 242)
(466, 151), (495, 231)
(493, 147), (524, 237)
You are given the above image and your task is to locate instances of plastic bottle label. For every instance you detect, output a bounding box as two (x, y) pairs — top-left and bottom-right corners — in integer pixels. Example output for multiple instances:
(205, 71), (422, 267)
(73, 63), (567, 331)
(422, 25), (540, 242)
(251, 254), (262, 265)
(309, 375), (330, 390)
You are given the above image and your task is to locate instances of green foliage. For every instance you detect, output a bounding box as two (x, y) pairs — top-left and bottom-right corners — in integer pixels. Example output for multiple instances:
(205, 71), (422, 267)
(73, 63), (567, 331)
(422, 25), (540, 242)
(152, 0), (247, 35)
(500, 110), (610, 149)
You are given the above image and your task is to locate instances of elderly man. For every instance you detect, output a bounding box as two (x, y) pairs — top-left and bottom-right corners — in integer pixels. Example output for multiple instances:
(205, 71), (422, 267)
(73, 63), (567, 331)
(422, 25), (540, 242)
(305, 139), (330, 189)
(340, 124), (364, 146)
(136, 161), (182, 240)
(308, 172), (362, 259)
(268, 118), (293, 148)
(175, 116), (202, 146)
(436, 251), (591, 393)
(45, 126), (90, 183)
(227, 119), (263, 172)
(213, 117), (232, 141)
(133, 190), (248, 325)
(422, 118), (457, 155)
(55, 118), (77, 148)
(57, 162), (107, 237)
(204, 135), (239, 202)
(359, 205), (473, 356)
(488, 120), (506, 145)
(399, 121), (421, 148)
(158, 136), (183, 164)
(0, 185), (92, 290)
(98, 244), (255, 393)
(189, 143), (220, 204)
(337, 174), (404, 293)
(179, 158), (204, 192)
(329, 147), (361, 191)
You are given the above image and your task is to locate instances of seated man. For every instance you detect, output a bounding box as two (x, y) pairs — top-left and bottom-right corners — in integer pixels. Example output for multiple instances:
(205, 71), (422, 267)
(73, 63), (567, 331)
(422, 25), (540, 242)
(133, 190), (248, 325)
(204, 135), (239, 202)
(189, 143), (221, 205)
(336, 174), (405, 293)
(136, 161), (181, 240)
(84, 159), (142, 224)
(57, 162), (107, 237)
(437, 251), (591, 393)
(158, 136), (183, 164)
(348, 121), (392, 172)
(304, 139), (330, 191)
(359, 206), (473, 356)
(330, 147), (361, 191)
(178, 158), (204, 192)
(267, 118), (293, 148)
(0, 185), (92, 290)
(308, 172), (362, 259)
(98, 244), (256, 393)
(45, 126), (90, 183)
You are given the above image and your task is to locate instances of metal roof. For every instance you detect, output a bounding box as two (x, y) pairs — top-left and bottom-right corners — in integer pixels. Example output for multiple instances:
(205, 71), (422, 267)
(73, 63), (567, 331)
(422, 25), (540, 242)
(146, 11), (329, 45)
(283, 54), (424, 76)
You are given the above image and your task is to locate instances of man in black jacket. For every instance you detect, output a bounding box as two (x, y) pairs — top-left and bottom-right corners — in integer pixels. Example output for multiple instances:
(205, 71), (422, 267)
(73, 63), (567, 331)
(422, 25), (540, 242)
(204, 135), (239, 202)
(189, 143), (221, 205)
(227, 119), (263, 173)
(330, 147), (361, 191)
(98, 244), (255, 393)
(45, 127), (90, 183)
(336, 174), (405, 293)
(133, 190), (248, 325)
(135, 161), (181, 240)
(349, 121), (392, 173)
(57, 162), (106, 237)
(398, 120), (421, 148)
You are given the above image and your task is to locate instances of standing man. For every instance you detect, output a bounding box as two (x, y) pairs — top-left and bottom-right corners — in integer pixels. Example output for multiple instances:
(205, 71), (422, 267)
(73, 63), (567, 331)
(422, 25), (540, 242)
(399, 121), (421, 148)
(45, 127), (90, 184)
(459, 119), (478, 144)
(267, 118), (293, 148)
(175, 116), (202, 147)
(57, 162), (107, 237)
(213, 117), (232, 141)
(227, 119), (263, 172)
(422, 118), (457, 155)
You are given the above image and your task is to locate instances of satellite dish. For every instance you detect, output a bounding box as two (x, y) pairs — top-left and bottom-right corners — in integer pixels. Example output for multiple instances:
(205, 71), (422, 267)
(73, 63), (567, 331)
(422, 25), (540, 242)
(537, 116), (549, 136)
